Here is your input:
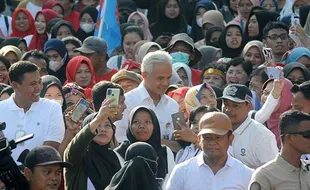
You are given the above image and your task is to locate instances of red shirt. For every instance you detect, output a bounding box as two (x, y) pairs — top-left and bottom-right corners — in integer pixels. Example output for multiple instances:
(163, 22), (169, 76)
(95, 69), (118, 82)
(63, 11), (80, 31)
(191, 68), (202, 86)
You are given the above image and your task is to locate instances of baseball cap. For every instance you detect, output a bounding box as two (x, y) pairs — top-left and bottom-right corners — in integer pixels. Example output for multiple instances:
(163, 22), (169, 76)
(111, 69), (142, 84)
(25, 145), (72, 169)
(198, 112), (232, 136)
(74, 36), (108, 54)
(219, 84), (253, 104)
(165, 33), (202, 67)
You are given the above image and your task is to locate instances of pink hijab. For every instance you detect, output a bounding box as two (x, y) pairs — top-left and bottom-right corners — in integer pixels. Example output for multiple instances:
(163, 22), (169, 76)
(128, 11), (153, 41)
(263, 78), (293, 148)
(228, 0), (260, 30)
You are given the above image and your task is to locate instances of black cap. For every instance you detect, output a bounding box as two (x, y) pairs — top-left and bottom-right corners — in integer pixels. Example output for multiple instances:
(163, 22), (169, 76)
(219, 84), (252, 104)
(165, 33), (202, 67)
(25, 145), (72, 169)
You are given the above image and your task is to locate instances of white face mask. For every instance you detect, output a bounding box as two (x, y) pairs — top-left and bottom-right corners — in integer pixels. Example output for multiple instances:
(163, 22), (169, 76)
(49, 60), (64, 72)
(80, 23), (95, 33)
(196, 17), (203, 27)
(51, 99), (63, 106)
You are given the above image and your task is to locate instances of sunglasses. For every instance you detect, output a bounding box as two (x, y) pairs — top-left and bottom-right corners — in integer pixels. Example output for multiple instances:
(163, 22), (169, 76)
(286, 130), (310, 139)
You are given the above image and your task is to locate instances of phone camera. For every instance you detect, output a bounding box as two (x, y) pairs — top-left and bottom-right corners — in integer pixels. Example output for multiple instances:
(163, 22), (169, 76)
(108, 90), (112, 95)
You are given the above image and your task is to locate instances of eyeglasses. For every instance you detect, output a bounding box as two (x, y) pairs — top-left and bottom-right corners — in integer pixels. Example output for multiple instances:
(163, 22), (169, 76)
(284, 130), (310, 139)
(266, 34), (288, 41)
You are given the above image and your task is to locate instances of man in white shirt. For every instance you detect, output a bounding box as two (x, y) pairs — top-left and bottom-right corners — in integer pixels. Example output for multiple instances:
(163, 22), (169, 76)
(166, 112), (253, 190)
(220, 84), (278, 169)
(114, 51), (179, 143)
(0, 61), (65, 161)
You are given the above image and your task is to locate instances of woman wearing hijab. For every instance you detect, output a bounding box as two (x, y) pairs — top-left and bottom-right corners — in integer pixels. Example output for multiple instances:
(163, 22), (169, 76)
(115, 106), (175, 188)
(228, 0), (260, 31)
(65, 56), (96, 100)
(200, 64), (226, 89)
(43, 39), (69, 84)
(219, 24), (244, 58)
(128, 11), (153, 41)
(195, 10), (225, 48)
(150, 0), (188, 41)
(260, 0), (279, 12)
(62, 82), (86, 106)
(0, 56), (10, 85)
(0, 37), (28, 55)
(0, 45), (22, 65)
(136, 42), (162, 63)
(300, 5), (310, 28)
(76, 6), (98, 42)
(220, 0), (238, 23)
(244, 10), (279, 42)
(184, 83), (217, 112)
(64, 100), (121, 190)
(261, 78), (293, 148)
(50, 20), (75, 40)
(9, 8), (35, 38)
(283, 62), (310, 85)
(172, 63), (193, 87)
(241, 40), (265, 69)
(190, 1), (217, 42)
(62, 36), (82, 60)
(204, 26), (223, 48)
(26, 9), (59, 51)
(197, 45), (222, 70)
(286, 47), (310, 66)
(40, 75), (67, 112)
(106, 142), (161, 190)
(42, 1), (64, 18)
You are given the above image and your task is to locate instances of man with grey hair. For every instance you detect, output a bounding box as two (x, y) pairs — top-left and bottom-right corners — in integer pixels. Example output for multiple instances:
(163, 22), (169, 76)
(114, 50), (179, 144)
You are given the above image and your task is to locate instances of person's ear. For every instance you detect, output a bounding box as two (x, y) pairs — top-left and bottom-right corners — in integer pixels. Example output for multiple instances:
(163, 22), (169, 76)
(246, 102), (253, 111)
(198, 135), (203, 146)
(229, 134), (235, 145)
(11, 81), (19, 91)
(141, 72), (148, 80)
(24, 167), (32, 181)
(100, 53), (107, 61)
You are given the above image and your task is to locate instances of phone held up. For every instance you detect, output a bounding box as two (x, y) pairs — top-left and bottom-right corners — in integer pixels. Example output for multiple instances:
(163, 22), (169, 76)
(71, 99), (91, 123)
(171, 112), (186, 131)
(106, 88), (120, 114)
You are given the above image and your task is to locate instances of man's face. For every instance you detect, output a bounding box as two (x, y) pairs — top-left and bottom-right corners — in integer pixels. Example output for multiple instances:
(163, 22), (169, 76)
(169, 41), (193, 55)
(191, 111), (206, 135)
(25, 164), (62, 190)
(27, 57), (48, 76)
(263, 28), (288, 56)
(82, 52), (105, 70)
(200, 133), (233, 159)
(142, 63), (172, 96)
(12, 71), (42, 103)
(292, 92), (310, 114)
(222, 99), (251, 127)
(288, 120), (310, 154)
(117, 79), (139, 93)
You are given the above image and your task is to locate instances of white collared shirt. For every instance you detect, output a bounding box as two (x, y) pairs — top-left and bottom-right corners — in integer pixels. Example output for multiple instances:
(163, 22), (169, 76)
(166, 152), (253, 190)
(0, 96), (65, 161)
(228, 116), (278, 169)
(114, 83), (179, 142)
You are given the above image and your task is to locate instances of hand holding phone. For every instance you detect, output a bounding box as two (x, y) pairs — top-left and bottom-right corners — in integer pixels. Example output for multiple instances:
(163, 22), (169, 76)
(71, 99), (90, 123)
(263, 48), (275, 66)
(171, 112), (186, 130)
(266, 67), (281, 79)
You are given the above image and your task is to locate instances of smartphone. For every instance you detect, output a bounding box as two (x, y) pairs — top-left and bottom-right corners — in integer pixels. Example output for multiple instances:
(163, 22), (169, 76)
(266, 67), (281, 79)
(291, 13), (300, 26)
(106, 88), (120, 114)
(171, 112), (186, 130)
(71, 99), (90, 123)
(263, 48), (275, 65)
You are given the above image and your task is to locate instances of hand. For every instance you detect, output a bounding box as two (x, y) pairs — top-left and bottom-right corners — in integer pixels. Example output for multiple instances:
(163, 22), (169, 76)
(94, 99), (120, 123)
(173, 121), (197, 143)
(290, 24), (308, 41)
(271, 78), (285, 99)
(65, 112), (82, 136)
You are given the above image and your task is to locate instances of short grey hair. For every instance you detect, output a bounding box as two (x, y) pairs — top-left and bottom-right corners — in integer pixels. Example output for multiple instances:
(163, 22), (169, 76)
(141, 50), (172, 73)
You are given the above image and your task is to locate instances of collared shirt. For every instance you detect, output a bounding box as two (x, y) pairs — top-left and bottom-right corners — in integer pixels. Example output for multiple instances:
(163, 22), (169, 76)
(166, 152), (253, 190)
(114, 83), (179, 142)
(0, 96), (65, 161)
(228, 116), (278, 169)
(249, 154), (310, 190)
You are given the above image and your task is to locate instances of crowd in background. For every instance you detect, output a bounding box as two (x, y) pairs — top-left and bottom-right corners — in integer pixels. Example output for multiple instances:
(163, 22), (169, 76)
(0, 0), (310, 189)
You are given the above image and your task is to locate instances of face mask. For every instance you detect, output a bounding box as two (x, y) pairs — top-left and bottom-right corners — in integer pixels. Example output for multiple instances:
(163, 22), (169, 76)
(196, 17), (203, 27)
(49, 60), (64, 72)
(51, 99), (63, 106)
(80, 23), (95, 33)
(171, 52), (190, 65)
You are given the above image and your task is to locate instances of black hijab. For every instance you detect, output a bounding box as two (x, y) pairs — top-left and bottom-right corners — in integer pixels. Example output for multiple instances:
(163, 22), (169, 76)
(244, 10), (279, 42)
(0, 86), (14, 97)
(300, 5), (310, 27)
(106, 142), (161, 190)
(40, 75), (67, 112)
(219, 24), (244, 58)
(115, 106), (168, 179)
(82, 113), (122, 190)
(50, 20), (76, 39)
(283, 62), (310, 84)
(47, 18), (62, 34)
(149, 0), (187, 40)
(76, 6), (98, 42)
(0, 37), (27, 49)
(205, 26), (223, 48)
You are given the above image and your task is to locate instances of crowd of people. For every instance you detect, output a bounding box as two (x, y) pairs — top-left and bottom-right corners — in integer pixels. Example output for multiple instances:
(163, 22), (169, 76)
(0, 0), (310, 189)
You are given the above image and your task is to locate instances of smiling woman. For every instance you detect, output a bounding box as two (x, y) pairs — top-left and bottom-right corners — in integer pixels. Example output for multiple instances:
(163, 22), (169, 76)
(9, 8), (35, 38)
(225, 57), (252, 86)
